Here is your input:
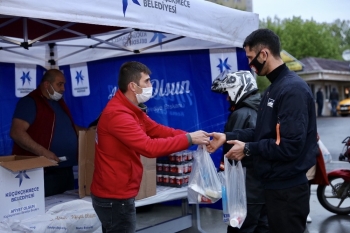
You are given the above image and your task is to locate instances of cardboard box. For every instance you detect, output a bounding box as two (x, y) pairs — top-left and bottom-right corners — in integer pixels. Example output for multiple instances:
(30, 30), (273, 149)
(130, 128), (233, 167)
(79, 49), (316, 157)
(78, 129), (95, 198)
(136, 156), (156, 200)
(0, 155), (57, 221)
(78, 129), (156, 200)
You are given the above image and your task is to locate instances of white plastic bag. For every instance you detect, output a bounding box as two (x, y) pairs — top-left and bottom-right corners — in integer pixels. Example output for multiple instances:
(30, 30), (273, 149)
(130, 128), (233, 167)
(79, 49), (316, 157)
(318, 139), (332, 163)
(224, 157), (247, 228)
(188, 145), (222, 204)
(218, 171), (230, 223)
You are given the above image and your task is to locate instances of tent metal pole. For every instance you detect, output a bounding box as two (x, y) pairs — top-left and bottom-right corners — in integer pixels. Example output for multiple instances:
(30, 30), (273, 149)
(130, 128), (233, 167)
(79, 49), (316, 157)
(56, 47), (91, 61)
(30, 18), (85, 37)
(30, 18), (134, 38)
(0, 36), (21, 45)
(29, 18), (131, 51)
(0, 17), (20, 29)
(1, 48), (45, 61)
(56, 44), (125, 51)
(48, 43), (57, 69)
(90, 35), (132, 52)
(137, 36), (185, 52)
(23, 18), (28, 43)
(56, 33), (133, 62)
(29, 22), (76, 45)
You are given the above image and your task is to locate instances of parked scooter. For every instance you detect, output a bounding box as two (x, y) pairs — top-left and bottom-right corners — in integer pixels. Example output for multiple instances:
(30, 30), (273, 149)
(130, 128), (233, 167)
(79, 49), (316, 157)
(317, 136), (350, 215)
(339, 136), (350, 162)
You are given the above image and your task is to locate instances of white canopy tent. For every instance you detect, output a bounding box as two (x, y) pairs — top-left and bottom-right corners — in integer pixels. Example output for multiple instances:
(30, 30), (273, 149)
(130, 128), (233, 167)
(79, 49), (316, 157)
(0, 0), (259, 67)
(0, 4), (260, 231)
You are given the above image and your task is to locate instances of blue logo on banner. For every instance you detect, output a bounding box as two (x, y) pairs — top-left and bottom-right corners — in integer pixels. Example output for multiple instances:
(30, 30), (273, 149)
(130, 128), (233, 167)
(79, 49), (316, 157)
(122, 0), (141, 17)
(15, 171), (30, 187)
(75, 70), (84, 84)
(217, 58), (231, 73)
(108, 85), (118, 99)
(20, 71), (31, 86)
(150, 33), (167, 49)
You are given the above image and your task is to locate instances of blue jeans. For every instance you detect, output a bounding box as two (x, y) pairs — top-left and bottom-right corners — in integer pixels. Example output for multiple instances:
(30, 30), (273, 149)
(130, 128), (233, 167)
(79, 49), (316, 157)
(91, 193), (136, 233)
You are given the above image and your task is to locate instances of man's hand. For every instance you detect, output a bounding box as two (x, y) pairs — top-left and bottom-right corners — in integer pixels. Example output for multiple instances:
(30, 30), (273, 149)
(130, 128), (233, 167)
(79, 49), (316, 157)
(42, 150), (60, 162)
(225, 140), (245, 161)
(10, 118), (59, 162)
(189, 130), (210, 145)
(206, 132), (226, 153)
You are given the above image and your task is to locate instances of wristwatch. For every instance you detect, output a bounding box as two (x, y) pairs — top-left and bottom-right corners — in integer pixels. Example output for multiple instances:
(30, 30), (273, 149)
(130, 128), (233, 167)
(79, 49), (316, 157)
(243, 143), (250, 157)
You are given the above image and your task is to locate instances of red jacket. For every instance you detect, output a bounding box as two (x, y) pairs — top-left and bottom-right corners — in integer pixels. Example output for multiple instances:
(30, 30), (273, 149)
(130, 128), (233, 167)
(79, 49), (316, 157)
(91, 90), (190, 199)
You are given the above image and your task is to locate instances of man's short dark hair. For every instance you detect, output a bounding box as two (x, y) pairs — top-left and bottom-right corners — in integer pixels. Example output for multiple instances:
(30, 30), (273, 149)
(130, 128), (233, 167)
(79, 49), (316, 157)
(118, 61), (151, 93)
(41, 69), (64, 83)
(243, 29), (281, 58)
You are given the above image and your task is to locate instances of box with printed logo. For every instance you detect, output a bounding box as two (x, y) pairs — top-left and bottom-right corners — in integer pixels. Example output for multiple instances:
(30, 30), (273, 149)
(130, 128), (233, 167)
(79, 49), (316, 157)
(0, 155), (57, 221)
(78, 129), (156, 200)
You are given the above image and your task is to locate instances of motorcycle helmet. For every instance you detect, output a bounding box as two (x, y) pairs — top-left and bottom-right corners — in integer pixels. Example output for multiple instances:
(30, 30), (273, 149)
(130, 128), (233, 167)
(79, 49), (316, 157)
(211, 70), (258, 105)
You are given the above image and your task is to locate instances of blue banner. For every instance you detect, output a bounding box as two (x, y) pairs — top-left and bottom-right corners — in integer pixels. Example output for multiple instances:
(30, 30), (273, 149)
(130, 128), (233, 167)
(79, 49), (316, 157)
(0, 63), (46, 155)
(0, 48), (250, 169)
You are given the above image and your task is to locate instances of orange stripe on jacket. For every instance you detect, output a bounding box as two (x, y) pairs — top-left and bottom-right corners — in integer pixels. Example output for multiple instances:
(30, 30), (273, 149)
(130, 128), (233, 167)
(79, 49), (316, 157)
(276, 123), (280, 145)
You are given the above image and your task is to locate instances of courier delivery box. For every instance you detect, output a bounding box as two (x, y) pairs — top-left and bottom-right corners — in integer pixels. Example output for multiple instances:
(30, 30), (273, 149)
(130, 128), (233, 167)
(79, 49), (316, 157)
(0, 155), (57, 221)
(78, 129), (156, 199)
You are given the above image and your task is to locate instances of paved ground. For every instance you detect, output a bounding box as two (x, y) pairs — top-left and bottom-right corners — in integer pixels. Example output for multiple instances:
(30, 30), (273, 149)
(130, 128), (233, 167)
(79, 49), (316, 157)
(136, 116), (350, 233)
(306, 116), (350, 233)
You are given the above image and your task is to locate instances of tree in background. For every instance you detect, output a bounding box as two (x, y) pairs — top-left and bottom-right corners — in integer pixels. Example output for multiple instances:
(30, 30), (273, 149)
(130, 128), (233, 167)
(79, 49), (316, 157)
(260, 16), (350, 60)
(256, 17), (350, 92)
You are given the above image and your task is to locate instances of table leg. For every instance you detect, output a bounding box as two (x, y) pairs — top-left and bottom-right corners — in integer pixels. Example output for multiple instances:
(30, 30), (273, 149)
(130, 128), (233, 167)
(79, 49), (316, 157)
(190, 204), (207, 233)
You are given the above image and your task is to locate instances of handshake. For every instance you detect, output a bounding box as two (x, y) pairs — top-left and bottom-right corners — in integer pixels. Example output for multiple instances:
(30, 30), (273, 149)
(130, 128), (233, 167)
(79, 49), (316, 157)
(189, 131), (246, 161)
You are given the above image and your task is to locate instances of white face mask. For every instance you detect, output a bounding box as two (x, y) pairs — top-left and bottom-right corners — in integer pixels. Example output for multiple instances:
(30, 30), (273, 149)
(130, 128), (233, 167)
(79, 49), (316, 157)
(134, 83), (153, 103)
(47, 84), (63, 101)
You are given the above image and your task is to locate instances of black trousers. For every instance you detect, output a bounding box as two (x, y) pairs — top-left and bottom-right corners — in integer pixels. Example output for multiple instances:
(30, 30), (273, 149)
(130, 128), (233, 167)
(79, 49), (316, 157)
(264, 183), (309, 233)
(317, 102), (323, 116)
(44, 166), (74, 197)
(91, 194), (136, 233)
(227, 204), (269, 233)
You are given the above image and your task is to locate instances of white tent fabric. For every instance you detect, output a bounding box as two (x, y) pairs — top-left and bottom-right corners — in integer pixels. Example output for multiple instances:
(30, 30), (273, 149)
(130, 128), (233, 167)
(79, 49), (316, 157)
(0, 0), (259, 67)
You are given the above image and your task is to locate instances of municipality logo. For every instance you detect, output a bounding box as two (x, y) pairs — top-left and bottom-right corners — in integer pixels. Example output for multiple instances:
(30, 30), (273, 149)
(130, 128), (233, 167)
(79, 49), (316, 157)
(267, 98), (275, 108)
(217, 58), (231, 73)
(15, 171), (30, 187)
(75, 70), (84, 85)
(20, 71), (31, 86)
(108, 85), (118, 99)
(122, 0), (141, 16)
(150, 33), (166, 49)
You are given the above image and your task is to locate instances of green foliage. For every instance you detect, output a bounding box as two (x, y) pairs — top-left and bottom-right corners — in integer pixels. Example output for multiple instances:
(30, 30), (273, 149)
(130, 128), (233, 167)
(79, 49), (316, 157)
(260, 17), (350, 60)
(255, 17), (350, 93)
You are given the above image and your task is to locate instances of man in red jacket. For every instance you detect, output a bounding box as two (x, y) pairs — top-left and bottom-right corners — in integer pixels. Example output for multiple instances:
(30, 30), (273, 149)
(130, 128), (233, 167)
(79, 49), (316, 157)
(91, 61), (210, 233)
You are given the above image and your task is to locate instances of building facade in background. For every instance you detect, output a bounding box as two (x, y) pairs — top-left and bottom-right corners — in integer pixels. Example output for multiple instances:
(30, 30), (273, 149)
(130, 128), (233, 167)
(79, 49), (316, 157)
(298, 57), (350, 116)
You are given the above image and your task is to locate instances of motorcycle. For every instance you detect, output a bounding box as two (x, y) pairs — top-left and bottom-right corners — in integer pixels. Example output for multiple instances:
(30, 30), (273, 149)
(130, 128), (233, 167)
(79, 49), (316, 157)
(317, 136), (350, 215)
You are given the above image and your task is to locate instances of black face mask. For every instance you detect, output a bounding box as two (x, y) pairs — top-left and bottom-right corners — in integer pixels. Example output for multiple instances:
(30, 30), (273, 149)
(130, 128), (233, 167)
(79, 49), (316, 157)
(249, 50), (267, 75)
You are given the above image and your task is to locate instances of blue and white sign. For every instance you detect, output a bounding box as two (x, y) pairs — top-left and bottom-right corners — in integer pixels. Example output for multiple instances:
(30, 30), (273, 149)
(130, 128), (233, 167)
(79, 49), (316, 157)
(15, 64), (37, 98)
(209, 48), (238, 82)
(0, 166), (45, 221)
(70, 63), (90, 97)
(1, 48), (250, 170)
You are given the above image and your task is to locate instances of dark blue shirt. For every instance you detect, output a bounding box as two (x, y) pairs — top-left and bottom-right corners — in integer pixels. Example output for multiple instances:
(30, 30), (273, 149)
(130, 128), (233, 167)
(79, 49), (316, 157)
(13, 96), (78, 167)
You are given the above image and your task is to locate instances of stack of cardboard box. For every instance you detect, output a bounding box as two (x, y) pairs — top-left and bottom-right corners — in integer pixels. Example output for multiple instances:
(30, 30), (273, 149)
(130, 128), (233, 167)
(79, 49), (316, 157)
(0, 155), (57, 221)
(78, 129), (156, 200)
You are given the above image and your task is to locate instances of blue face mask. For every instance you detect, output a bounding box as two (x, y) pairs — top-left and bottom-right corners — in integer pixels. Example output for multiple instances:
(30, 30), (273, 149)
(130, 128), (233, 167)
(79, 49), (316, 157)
(249, 50), (267, 75)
